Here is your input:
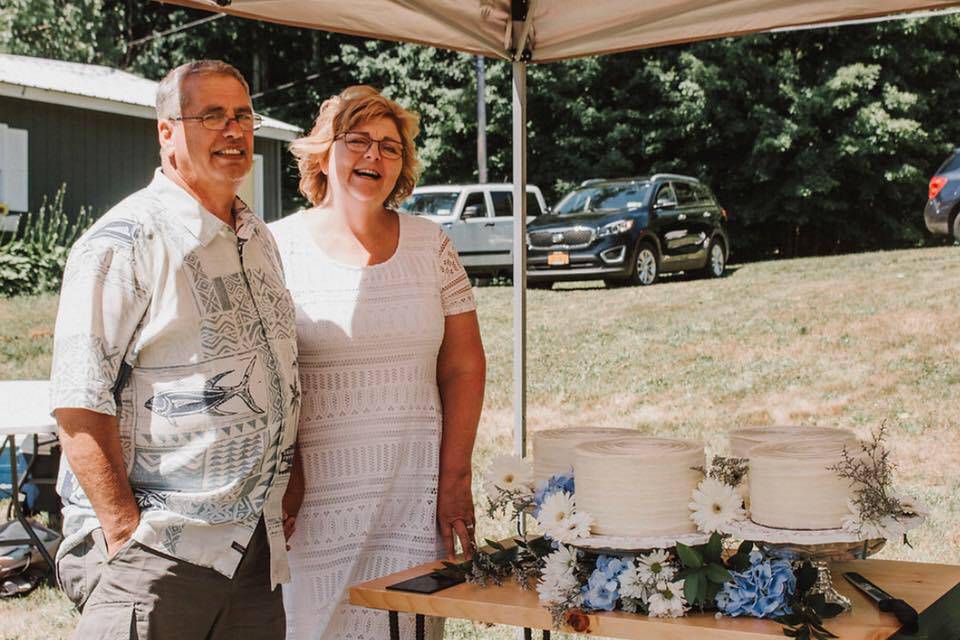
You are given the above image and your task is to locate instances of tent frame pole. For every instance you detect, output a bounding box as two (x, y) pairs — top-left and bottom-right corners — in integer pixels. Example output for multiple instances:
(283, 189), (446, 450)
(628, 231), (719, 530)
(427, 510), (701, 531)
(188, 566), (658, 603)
(511, 59), (527, 461)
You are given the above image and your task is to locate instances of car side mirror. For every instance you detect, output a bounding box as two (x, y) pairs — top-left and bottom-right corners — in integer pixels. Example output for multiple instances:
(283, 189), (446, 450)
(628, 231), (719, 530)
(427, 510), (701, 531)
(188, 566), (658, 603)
(654, 198), (677, 210)
(462, 205), (484, 219)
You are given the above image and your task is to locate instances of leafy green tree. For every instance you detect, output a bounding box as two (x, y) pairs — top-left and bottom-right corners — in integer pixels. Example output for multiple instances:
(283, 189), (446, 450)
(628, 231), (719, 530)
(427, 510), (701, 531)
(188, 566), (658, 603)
(3, 2), (960, 257)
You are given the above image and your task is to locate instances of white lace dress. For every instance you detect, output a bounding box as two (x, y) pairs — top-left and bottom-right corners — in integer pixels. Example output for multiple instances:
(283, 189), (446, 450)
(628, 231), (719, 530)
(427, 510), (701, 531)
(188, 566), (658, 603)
(269, 212), (476, 640)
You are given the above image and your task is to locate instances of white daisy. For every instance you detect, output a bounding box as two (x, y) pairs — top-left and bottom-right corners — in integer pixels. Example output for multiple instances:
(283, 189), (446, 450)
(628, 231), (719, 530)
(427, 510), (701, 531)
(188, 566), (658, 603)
(894, 494), (930, 520)
(689, 477), (746, 533)
(842, 500), (910, 540)
(556, 510), (593, 542)
(484, 454), (534, 497)
(537, 491), (593, 542)
(637, 548), (676, 584)
(618, 559), (648, 601)
(537, 545), (580, 604)
(647, 580), (687, 618)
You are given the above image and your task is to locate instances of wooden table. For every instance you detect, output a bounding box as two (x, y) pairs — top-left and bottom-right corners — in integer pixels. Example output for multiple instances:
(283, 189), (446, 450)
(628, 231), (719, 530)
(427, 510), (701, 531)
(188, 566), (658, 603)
(350, 557), (960, 639)
(0, 380), (58, 569)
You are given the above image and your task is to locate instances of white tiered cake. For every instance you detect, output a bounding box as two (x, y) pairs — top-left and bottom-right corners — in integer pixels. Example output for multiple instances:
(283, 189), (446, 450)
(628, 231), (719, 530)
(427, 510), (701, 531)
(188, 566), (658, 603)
(729, 425), (857, 458)
(574, 437), (705, 537)
(532, 427), (636, 485)
(748, 439), (860, 530)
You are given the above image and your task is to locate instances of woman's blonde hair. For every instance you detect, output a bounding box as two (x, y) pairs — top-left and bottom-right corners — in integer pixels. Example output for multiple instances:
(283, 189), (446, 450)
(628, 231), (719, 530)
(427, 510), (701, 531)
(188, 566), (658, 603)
(290, 85), (422, 208)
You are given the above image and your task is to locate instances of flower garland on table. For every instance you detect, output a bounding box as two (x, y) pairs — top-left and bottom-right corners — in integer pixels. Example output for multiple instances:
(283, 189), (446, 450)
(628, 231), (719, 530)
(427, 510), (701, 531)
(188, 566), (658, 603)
(451, 447), (920, 638)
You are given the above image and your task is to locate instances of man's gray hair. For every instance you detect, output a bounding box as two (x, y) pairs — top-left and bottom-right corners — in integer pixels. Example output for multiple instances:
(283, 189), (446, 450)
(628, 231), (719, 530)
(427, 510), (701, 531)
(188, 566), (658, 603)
(155, 60), (250, 119)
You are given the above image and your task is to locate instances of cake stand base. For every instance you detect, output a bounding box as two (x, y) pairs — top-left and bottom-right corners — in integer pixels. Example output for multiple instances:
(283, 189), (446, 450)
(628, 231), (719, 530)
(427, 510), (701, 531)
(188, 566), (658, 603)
(811, 559), (852, 612)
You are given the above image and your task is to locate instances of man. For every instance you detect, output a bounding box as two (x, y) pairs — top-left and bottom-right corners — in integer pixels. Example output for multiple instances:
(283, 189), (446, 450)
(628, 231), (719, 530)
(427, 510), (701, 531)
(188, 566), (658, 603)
(50, 60), (301, 639)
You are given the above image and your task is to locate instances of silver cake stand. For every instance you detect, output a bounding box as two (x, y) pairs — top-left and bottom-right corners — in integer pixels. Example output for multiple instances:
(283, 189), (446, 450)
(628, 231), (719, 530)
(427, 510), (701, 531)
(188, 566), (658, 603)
(728, 519), (921, 612)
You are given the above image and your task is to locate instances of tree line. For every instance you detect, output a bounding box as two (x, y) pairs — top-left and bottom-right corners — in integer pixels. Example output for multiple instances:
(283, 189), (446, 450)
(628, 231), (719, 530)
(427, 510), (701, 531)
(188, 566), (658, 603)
(3, 0), (959, 259)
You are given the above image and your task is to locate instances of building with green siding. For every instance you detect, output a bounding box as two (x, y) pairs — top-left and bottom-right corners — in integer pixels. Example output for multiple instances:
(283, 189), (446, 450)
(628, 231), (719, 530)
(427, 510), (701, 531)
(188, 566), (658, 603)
(0, 53), (300, 228)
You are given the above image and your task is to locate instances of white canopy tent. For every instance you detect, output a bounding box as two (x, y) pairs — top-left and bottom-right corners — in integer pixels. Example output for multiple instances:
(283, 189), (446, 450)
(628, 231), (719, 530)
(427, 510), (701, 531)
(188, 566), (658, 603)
(166, 0), (960, 457)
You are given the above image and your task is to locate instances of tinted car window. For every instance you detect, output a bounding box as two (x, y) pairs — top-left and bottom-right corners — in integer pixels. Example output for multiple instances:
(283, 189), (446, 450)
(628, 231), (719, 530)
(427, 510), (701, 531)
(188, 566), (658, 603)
(400, 191), (460, 215)
(554, 182), (652, 215)
(672, 182), (698, 206)
(462, 191), (487, 218)
(489, 191), (543, 217)
(491, 191), (513, 217)
(694, 184), (715, 204)
(654, 183), (677, 206)
(527, 192), (543, 216)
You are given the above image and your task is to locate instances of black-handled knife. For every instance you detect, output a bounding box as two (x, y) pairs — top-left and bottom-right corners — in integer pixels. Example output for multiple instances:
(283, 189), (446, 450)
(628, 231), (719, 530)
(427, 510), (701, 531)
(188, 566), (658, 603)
(844, 572), (920, 634)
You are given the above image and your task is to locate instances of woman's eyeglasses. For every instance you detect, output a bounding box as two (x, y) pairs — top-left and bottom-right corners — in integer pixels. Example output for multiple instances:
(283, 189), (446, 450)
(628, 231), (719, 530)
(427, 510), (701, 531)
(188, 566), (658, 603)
(336, 132), (404, 160)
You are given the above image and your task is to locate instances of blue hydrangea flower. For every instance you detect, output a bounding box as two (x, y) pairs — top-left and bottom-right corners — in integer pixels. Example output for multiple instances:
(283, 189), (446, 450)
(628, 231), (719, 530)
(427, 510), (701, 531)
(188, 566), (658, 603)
(533, 472), (575, 517)
(716, 552), (796, 619)
(581, 555), (629, 611)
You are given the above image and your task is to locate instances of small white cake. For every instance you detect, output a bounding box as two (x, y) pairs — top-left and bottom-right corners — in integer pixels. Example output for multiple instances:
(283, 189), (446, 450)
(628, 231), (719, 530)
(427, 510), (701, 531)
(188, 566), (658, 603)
(729, 425), (857, 458)
(532, 427), (636, 485)
(749, 439), (860, 530)
(574, 437), (705, 537)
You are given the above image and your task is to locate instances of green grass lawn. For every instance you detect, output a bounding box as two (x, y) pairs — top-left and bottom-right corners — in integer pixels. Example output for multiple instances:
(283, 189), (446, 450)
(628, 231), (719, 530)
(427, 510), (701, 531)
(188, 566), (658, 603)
(2, 246), (959, 639)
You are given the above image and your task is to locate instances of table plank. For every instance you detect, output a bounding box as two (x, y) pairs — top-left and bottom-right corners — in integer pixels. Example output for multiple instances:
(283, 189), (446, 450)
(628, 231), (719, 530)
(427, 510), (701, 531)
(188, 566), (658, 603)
(349, 558), (960, 639)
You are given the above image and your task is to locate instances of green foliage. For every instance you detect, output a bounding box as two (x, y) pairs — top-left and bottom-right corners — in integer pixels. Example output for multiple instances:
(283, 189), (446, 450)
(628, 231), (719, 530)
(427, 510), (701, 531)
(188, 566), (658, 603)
(0, 186), (93, 297)
(3, 2), (960, 257)
(776, 562), (844, 640)
(0, 0), (125, 62)
(726, 540), (755, 572)
(440, 535), (553, 589)
(676, 533), (733, 608)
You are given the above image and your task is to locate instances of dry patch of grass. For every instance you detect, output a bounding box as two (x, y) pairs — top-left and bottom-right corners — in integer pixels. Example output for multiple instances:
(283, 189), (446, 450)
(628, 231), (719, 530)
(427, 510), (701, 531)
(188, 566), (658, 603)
(0, 293), (57, 380)
(2, 246), (959, 639)
(0, 585), (77, 640)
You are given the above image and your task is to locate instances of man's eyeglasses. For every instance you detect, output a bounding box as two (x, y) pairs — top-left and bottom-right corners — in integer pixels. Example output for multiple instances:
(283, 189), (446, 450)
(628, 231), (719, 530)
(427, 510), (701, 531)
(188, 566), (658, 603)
(336, 132), (404, 160)
(170, 113), (263, 132)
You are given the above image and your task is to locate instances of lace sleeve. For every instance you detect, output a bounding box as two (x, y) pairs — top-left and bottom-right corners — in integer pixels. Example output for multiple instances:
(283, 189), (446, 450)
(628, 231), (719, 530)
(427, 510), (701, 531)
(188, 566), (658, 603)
(437, 227), (476, 316)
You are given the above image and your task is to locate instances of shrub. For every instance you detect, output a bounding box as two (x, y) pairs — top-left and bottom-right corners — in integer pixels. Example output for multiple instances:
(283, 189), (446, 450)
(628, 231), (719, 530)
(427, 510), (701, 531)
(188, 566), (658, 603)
(0, 186), (93, 297)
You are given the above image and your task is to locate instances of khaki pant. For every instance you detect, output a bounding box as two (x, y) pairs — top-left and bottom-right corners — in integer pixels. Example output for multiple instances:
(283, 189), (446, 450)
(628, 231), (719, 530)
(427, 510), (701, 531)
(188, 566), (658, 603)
(56, 519), (284, 640)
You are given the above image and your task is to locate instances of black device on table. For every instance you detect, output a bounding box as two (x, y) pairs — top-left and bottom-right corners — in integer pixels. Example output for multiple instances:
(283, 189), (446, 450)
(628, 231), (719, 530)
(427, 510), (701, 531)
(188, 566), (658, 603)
(387, 571), (465, 594)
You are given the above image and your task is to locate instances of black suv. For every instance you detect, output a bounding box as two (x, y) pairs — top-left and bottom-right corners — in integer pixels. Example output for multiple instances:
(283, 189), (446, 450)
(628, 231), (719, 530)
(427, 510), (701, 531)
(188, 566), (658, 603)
(924, 148), (960, 239)
(526, 175), (730, 287)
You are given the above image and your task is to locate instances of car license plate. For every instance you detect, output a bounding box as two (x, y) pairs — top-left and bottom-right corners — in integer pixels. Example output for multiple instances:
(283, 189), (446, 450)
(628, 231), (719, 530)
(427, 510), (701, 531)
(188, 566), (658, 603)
(547, 251), (569, 267)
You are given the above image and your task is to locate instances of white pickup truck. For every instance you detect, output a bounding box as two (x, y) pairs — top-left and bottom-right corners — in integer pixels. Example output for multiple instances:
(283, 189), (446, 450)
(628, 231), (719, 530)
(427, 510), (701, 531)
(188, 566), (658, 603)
(399, 183), (547, 276)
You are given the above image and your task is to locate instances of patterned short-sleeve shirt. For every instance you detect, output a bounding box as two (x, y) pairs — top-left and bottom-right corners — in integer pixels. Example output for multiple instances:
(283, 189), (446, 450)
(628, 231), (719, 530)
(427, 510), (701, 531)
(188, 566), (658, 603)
(50, 169), (300, 587)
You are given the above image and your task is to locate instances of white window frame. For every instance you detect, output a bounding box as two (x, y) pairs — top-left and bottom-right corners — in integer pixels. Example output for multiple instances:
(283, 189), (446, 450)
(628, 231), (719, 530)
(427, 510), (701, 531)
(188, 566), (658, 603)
(0, 122), (29, 214)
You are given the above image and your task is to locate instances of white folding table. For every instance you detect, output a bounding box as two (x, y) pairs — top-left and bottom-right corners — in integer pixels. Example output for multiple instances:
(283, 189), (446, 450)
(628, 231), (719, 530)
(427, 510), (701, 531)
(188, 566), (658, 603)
(0, 380), (58, 569)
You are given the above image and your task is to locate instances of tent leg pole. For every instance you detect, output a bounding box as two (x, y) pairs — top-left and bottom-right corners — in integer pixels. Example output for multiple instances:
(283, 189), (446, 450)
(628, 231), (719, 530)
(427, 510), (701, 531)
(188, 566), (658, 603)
(511, 59), (527, 469)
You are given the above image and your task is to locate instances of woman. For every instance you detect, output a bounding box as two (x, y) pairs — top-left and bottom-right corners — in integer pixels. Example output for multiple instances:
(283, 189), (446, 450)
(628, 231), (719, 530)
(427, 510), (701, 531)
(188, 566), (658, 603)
(270, 85), (485, 640)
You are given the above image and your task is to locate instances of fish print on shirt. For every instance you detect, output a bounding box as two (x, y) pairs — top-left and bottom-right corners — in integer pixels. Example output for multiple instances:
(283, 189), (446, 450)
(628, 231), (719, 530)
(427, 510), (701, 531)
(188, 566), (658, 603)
(87, 219), (142, 247)
(144, 356), (265, 424)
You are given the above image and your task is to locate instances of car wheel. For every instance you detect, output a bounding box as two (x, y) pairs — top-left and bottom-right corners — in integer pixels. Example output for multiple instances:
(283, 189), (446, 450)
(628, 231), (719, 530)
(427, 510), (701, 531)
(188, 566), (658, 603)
(702, 237), (726, 278)
(629, 241), (659, 286)
(953, 214), (960, 242)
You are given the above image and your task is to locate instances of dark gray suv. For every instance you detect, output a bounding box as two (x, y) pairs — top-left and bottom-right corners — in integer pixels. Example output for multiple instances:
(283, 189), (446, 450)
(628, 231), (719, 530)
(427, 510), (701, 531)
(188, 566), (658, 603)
(925, 148), (960, 239)
(526, 174), (730, 288)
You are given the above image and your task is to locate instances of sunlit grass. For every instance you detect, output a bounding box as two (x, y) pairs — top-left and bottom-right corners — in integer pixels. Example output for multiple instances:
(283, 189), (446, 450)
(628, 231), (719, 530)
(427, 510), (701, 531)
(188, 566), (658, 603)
(2, 246), (959, 638)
